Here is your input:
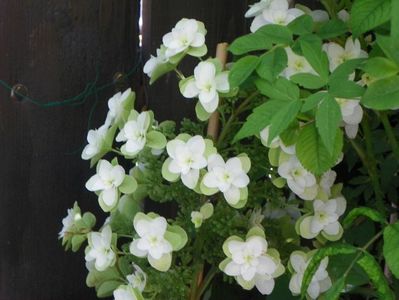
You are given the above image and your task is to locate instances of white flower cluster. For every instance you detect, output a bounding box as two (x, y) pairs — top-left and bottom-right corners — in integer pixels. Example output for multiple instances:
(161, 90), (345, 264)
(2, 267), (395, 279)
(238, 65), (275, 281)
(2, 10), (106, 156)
(113, 263), (147, 300)
(162, 134), (251, 208)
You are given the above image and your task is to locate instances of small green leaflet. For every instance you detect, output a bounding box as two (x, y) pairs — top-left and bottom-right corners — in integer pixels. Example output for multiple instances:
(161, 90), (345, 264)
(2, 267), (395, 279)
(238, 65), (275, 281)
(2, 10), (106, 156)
(287, 14), (313, 35)
(316, 94), (342, 155)
(361, 75), (399, 110)
(256, 24), (293, 45)
(233, 100), (289, 142)
(296, 123), (343, 175)
(229, 55), (260, 88)
(392, 0), (399, 39)
(317, 19), (347, 39)
(290, 73), (327, 89)
(343, 207), (387, 229)
(357, 252), (395, 300)
(300, 244), (357, 299)
(376, 34), (399, 66)
(255, 77), (299, 101)
(362, 57), (399, 80)
(351, 0), (391, 37)
(383, 221), (399, 279)
(301, 91), (327, 112)
(256, 47), (287, 82)
(329, 58), (366, 82)
(299, 35), (329, 80)
(329, 79), (365, 98)
(268, 100), (302, 144)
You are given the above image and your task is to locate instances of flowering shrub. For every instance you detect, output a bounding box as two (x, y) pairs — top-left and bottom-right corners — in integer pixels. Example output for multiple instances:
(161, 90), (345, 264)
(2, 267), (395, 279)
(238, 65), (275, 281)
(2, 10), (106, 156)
(60, 0), (399, 299)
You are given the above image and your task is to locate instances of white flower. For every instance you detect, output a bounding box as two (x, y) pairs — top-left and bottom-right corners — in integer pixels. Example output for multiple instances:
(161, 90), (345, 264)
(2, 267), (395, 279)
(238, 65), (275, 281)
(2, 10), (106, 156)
(130, 216), (172, 261)
(300, 197), (346, 239)
(113, 285), (142, 300)
(203, 154), (250, 206)
(289, 251), (332, 299)
(191, 203), (214, 228)
(162, 18), (206, 58)
(337, 9), (350, 23)
(319, 170), (337, 197)
(336, 98), (363, 138)
(248, 0), (303, 32)
(166, 135), (207, 189)
(260, 126), (295, 154)
(278, 156), (318, 200)
(82, 125), (109, 160)
(181, 61), (229, 113)
(281, 47), (317, 79)
(85, 225), (116, 271)
(105, 88), (134, 127)
(220, 230), (285, 295)
(323, 37), (368, 72)
(310, 10), (329, 22)
(143, 47), (168, 77)
(58, 205), (81, 239)
(116, 111), (151, 156)
(126, 264), (147, 292)
(85, 160), (125, 210)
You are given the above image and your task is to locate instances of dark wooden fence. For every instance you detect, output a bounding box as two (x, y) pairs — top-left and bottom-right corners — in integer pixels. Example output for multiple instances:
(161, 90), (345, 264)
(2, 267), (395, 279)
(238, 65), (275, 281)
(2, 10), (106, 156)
(0, 1), (319, 299)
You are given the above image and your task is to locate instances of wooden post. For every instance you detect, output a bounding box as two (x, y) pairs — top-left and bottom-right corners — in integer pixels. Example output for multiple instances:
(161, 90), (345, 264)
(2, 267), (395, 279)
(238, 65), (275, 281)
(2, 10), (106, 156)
(206, 42), (228, 141)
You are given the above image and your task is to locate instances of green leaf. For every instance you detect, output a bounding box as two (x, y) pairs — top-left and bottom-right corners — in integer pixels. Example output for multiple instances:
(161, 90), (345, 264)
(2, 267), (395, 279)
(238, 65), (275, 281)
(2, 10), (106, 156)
(290, 73), (327, 89)
(233, 100), (289, 142)
(256, 47), (288, 82)
(362, 57), (399, 80)
(255, 77), (299, 101)
(161, 158), (180, 182)
(362, 75), (399, 110)
(329, 79), (365, 98)
(71, 235), (86, 252)
(324, 276), (345, 300)
(317, 19), (347, 39)
(146, 131), (167, 149)
(268, 100), (302, 144)
(96, 280), (123, 298)
(301, 91), (328, 112)
(316, 94), (342, 154)
(376, 34), (399, 66)
(229, 56), (260, 88)
(329, 58), (366, 82)
(119, 176), (138, 195)
(392, 0), (399, 39)
(301, 244), (357, 298)
(357, 252), (395, 300)
(195, 101), (211, 121)
(299, 35), (329, 79)
(343, 207), (387, 229)
(383, 221), (399, 279)
(229, 33), (272, 55)
(256, 24), (293, 45)
(149, 62), (176, 85)
(287, 14), (313, 35)
(296, 124), (343, 175)
(351, 0), (391, 37)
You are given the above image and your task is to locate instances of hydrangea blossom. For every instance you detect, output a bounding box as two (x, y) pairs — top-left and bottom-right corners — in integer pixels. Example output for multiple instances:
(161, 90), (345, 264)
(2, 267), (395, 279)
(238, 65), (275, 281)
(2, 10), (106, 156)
(336, 98), (363, 138)
(143, 47), (168, 78)
(113, 285), (143, 300)
(58, 203), (82, 239)
(130, 212), (187, 272)
(245, 0), (303, 32)
(220, 227), (285, 295)
(281, 47), (317, 79)
(202, 154), (250, 207)
(289, 251), (332, 299)
(104, 88), (134, 127)
(278, 156), (318, 200)
(163, 135), (211, 189)
(260, 125), (295, 154)
(299, 197), (346, 240)
(85, 225), (116, 271)
(162, 18), (207, 58)
(323, 37), (368, 72)
(180, 61), (230, 113)
(126, 264), (147, 292)
(81, 125), (109, 160)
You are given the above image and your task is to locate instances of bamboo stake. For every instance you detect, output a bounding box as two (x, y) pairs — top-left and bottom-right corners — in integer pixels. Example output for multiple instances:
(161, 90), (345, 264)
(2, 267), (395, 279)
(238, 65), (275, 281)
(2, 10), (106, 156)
(206, 42), (228, 140)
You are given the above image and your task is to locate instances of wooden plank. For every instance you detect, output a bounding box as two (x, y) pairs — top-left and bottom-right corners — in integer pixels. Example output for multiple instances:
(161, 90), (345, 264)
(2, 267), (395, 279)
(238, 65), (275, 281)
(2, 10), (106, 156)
(0, 1), (139, 299)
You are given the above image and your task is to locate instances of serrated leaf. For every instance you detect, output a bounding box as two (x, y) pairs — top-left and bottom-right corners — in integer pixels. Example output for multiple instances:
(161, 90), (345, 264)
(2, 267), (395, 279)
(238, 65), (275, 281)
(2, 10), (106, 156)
(383, 222), (399, 279)
(301, 244), (357, 298)
(290, 73), (327, 89)
(343, 207), (387, 229)
(296, 123), (343, 175)
(256, 47), (288, 82)
(351, 0), (391, 37)
(299, 35), (329, 80)
(357, 252), (395, 300)
(287, 14), (313, 35)
(301, 91), (328, 112)
(316, 94), (342, 154)
(362, 75), (399, 110)
(255, 77), (299, 101)
(229, 33), (272, 55)
(317, 19), (347, 39)
(256, 24), (293, 45)
(233, 100), (289, 142)
(229, 56), (260, 88)
(268, 100), (302, 144)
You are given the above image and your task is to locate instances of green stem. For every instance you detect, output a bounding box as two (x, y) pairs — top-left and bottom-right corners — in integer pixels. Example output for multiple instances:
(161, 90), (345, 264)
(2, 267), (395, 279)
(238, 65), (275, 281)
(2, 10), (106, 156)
(361, 117), (385, 212)
(117, 233), (134, 239)
(217, 91), (259, 147)
(380, 111), (399, 160)
(175, 69), (185, 80)
(112, 148), (123, 156)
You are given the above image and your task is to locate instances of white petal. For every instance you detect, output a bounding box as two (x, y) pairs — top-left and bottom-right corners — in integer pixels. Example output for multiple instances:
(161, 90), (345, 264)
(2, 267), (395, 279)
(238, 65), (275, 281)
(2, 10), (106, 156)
(224, 261), (241, 276)
(101, 188), (118, 206)
(194, 62), (216, 83)
(203, 172), (219, 188)
(201, 96), (219, 113)
(323, 221), (340, 235)
(187, 136), (205, 155)
(255, 276), (275, 295)
(223, 187), (241, 205)
(181, 169), (199, 189)
(130, 239), (148, 257)
(85, 175), (105, 191)
(215, 72), (230, 93)
(166, 139), (185, 159)
(250, 15), (268, 33)
(182, 79), (199, 98)
(207, 154), (225, 170)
